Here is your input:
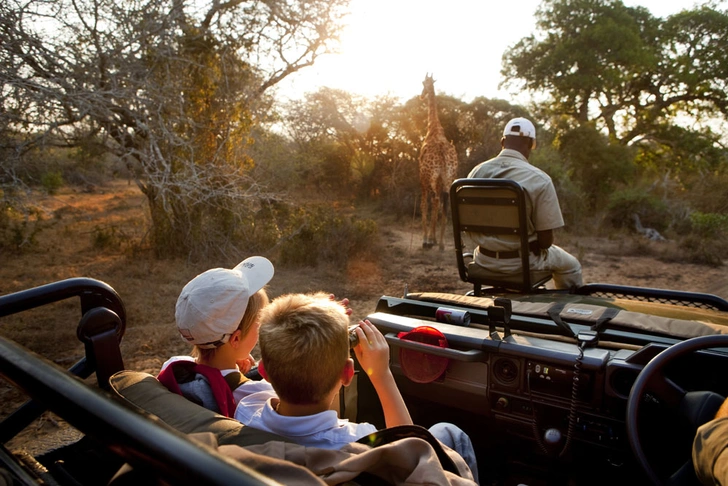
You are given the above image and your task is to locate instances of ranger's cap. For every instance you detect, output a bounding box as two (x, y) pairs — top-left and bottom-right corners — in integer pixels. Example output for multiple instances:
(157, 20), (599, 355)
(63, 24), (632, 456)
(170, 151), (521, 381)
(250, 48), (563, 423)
(503, 117), (536, 139)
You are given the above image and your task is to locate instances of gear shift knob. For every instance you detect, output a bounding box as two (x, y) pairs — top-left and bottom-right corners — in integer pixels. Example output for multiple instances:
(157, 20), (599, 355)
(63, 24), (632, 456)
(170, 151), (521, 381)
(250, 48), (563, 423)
(544, 428), (563, 454)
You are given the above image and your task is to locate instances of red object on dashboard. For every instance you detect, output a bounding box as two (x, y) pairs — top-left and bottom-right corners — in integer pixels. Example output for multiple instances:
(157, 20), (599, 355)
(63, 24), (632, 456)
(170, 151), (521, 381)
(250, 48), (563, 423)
(397, 326), (450, 384)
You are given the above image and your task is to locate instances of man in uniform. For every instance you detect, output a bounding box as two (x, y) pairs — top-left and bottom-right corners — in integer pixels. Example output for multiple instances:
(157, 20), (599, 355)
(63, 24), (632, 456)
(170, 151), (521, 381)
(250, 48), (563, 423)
(467, 117), (582, 289)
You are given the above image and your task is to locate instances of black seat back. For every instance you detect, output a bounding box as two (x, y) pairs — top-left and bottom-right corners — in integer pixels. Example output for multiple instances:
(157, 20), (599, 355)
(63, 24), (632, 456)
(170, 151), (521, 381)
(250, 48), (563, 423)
(450, 178), (551, 295)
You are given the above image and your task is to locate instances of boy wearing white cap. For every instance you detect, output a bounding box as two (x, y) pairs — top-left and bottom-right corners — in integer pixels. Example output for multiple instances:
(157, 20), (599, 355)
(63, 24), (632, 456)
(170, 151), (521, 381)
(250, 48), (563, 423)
(467, 117), (583, 289)
(158, 256), (275, 416)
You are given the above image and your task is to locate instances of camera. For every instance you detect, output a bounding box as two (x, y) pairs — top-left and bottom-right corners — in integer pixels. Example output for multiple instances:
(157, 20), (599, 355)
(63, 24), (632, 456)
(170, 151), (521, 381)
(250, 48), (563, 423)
(348, 324), (360, 349)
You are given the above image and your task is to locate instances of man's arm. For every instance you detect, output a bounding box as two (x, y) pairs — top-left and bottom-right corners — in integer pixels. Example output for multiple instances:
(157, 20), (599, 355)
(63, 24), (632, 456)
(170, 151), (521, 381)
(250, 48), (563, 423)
(354, 319), (413, 428)
(529, 229), (554, 256)
(693, 398), (728, 484)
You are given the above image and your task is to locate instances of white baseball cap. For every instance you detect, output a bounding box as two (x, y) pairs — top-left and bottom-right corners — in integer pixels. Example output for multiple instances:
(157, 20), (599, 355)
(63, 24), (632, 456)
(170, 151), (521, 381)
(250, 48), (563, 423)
(503, 117), (536, 140)
(175, 256), (274, 348)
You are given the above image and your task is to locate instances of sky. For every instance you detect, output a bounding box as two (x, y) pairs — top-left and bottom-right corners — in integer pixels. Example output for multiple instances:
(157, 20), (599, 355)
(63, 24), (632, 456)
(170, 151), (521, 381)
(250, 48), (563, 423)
(276, 0), (702, 104)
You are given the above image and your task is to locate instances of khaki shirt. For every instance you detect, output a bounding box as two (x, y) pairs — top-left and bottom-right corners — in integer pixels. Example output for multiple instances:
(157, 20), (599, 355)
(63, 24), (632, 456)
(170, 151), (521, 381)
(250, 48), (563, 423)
(694, 416), (728, 485)
(466, 149), (564, 252)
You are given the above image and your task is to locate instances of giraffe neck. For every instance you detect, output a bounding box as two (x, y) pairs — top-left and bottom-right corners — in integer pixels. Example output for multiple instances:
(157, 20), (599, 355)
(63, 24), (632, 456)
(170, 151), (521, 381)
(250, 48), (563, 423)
(426, 90), (445, 137)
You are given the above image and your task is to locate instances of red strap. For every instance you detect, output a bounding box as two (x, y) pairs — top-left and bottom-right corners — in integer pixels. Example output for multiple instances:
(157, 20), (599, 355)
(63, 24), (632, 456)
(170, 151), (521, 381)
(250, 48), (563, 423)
(157, 361), (237, 417)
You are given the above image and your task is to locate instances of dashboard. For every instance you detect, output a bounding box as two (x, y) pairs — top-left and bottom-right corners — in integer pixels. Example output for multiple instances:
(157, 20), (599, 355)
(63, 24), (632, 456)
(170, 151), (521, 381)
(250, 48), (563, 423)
(363, 310), (670, 455)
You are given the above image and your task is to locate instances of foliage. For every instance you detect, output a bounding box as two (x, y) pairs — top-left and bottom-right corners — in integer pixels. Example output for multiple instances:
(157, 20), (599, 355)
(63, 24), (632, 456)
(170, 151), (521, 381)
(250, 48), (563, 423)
(281, 89), (422, 214)
(0, 202), (45, 253)
(682, 170), (728, 215)
(502, 0), (728, 146)
(557, 125), (636, 210)
(690, 212), (728, 238)
(278, 88), (534, 219)
(92, 225), (123, 250)
(1, 0), (348, 258)
(40, 171), (64, 195)
(677, 234), (725, 266)
(634, 124), (727, 178)
(261, 203), (378, 267)
(606, 187), (669, 231)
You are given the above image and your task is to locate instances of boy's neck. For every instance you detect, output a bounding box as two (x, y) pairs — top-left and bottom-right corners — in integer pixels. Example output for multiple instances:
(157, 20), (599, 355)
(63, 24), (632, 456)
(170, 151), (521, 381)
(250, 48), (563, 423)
(197, 345), (237, 371)
(274, 392), (336, 417)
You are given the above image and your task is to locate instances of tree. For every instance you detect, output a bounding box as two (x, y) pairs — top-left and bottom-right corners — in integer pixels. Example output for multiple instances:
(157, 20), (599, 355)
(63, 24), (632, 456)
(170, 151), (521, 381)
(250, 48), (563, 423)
(502, 0), (728, 217)
(457, 97), (534, 175)
(502, 0), (728, 146)
(281, 88), (423, 213)
(0, 0), (348, 257)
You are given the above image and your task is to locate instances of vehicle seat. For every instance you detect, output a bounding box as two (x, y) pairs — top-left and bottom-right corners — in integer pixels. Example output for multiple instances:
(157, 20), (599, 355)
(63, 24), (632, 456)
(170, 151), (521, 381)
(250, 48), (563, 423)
(450, 178), (552, 295)
(109, 371), (476, 485)
(109, 370), (287, 447)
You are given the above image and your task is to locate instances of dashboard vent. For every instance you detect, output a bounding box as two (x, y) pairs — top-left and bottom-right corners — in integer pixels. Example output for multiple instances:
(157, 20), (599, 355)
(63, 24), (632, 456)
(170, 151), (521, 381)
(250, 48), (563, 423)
(494, 358), (519, 385)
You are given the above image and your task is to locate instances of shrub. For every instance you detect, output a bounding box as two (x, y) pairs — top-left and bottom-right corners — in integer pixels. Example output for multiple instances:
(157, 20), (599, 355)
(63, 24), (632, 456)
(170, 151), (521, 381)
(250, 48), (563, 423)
(606, 188), (669, 232)
(275, 205), (378, 267)
(666, 212), (728, 266)
(689, 212), (728, 238)
(676, 234), (725, 266)
(93, 225), (123, 250)
(0, 203), (46, 253)
(41, 171), (64, 195)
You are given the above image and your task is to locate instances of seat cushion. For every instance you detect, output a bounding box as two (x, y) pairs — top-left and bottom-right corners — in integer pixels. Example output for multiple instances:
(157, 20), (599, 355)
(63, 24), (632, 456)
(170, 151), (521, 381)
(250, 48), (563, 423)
(109, 370), (288, 447)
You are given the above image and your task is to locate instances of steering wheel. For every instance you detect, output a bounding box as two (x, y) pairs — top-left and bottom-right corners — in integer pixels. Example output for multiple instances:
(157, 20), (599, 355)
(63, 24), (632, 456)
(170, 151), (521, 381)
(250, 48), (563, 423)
(627, 334), (728, 485)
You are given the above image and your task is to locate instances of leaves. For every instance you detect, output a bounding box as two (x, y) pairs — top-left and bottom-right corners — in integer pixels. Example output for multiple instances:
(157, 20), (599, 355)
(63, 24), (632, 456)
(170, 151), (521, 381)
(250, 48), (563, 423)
(502, 0), (728, 145)
(0, 0), (349, 258)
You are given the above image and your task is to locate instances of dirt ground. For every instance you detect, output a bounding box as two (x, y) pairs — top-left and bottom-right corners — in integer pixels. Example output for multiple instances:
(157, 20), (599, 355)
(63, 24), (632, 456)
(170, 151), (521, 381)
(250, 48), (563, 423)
(1, 181), (727, 451)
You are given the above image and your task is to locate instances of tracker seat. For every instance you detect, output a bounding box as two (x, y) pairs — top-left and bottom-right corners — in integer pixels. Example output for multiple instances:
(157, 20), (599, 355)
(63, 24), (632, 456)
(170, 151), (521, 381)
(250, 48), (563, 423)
(450, 178), (552, 295)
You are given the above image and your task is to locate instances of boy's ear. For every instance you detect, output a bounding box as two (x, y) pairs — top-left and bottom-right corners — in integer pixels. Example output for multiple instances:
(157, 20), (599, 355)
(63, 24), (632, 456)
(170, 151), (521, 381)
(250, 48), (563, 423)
(341, 358), (355, 387)
(228, 329), (242, 347)
(257, 360), (269, 381)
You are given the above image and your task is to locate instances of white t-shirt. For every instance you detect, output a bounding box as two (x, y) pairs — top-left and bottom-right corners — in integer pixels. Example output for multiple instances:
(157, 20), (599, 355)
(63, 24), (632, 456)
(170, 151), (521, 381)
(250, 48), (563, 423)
(160, 355), (274, 404)
(234, 388), (377, 450)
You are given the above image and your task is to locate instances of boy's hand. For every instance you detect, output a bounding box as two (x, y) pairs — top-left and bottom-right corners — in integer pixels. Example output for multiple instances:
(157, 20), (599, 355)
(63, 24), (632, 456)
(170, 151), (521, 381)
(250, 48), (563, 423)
(353, 319), (413, 427)
(329, 294), (353, 315)
(236, 354), (256, 374)
(353, 319), (391, 382)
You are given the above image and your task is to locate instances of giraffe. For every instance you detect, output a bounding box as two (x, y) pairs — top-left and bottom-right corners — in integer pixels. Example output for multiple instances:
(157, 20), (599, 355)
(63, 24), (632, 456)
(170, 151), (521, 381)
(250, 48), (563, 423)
(418, 74), (458, 251)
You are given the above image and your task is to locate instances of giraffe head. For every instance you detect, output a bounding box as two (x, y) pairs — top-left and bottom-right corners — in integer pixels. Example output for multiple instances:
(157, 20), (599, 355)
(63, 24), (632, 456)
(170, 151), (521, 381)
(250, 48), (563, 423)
(421, 73), (435, 100)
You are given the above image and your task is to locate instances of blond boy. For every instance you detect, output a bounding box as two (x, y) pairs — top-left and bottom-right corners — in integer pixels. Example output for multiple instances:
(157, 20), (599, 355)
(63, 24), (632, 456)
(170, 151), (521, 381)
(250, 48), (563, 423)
(234, 293), (478, 483)
(159, 256), (275, 415)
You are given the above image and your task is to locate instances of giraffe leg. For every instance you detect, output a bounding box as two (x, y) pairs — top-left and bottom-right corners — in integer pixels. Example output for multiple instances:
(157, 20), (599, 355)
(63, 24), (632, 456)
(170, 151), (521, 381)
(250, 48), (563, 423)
(438, 191), (449, 251)
(430, 192), (440, 250)
(421, 190), (433, 249)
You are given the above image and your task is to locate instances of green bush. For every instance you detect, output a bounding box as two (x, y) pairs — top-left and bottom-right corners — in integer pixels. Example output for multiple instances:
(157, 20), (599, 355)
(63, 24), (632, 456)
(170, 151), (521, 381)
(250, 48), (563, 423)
(667, 212), (728, 266)
(275, 205), (378, 267)
(0, 203), (45, 253)
(690, 212), (728, 238)
(41, 171), (64, 194)
(93, 225), (122, 250)
(606, 188), (669, 231)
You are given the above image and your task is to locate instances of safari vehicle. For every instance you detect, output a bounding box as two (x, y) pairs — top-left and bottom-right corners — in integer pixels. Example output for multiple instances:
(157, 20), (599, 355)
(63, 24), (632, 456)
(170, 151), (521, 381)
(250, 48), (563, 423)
(1, 181), (728, 485)
(3, 278), (728, 485)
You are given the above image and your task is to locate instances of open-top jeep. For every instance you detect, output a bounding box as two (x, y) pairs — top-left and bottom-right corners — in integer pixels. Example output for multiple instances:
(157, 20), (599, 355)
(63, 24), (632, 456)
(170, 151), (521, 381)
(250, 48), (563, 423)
(2, 274), (728, 485)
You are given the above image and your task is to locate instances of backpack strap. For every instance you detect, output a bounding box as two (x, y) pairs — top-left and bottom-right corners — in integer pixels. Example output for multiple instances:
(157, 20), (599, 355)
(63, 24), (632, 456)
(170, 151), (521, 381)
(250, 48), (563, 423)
(224, 370), (249, 391)
(157, 361), (238, 417)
